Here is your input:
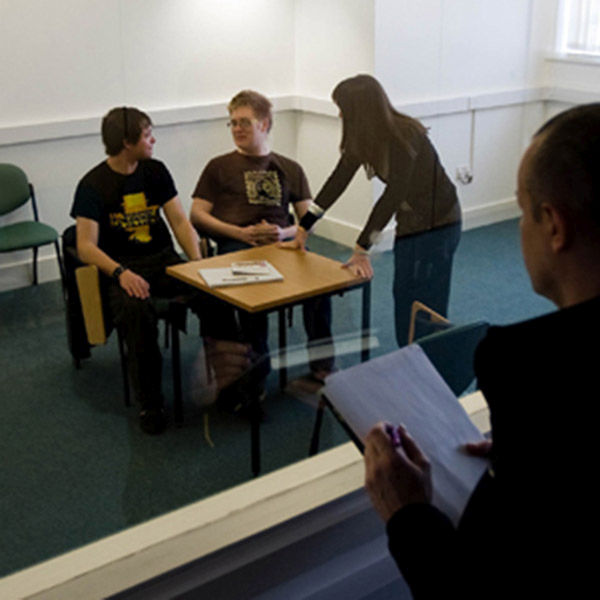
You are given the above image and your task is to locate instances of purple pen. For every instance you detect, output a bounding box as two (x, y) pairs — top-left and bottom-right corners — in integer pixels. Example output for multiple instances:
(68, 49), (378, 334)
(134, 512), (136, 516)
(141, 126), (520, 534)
(384, 423), (402, 448)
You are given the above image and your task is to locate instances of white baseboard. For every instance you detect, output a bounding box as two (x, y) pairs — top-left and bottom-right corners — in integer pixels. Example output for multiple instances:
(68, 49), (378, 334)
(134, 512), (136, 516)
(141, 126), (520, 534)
(461, 197), (520, 230)
(0, 254), (62, 292)
(313, 196), (519, 254)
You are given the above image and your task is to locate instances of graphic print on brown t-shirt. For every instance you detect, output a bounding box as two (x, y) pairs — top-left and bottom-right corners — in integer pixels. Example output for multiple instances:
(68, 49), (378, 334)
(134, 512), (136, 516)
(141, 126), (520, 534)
(244, 170), (282, 206)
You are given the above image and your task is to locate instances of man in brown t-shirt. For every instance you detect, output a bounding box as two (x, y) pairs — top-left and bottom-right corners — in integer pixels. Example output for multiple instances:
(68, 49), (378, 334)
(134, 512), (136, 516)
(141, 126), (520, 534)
(191, 90), (333, 410)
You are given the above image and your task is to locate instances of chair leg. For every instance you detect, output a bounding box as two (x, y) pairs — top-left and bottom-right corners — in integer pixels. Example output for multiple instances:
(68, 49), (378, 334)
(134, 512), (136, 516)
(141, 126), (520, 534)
(117, 328), (131, 407)
(32, 246), (39, 285)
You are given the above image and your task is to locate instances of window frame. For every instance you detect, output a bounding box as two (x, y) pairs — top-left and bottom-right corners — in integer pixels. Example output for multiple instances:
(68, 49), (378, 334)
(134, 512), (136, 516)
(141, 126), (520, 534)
(556, 0), (600, 58)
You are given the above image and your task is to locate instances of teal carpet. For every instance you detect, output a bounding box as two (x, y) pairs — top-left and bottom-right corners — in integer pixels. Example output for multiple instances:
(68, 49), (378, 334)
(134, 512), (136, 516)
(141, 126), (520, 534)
(0, 219), (553, 577)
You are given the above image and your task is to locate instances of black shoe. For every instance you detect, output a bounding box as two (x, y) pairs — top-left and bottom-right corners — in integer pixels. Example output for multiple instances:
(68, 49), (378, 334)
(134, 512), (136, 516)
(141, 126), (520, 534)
(139, 407), (168, 435)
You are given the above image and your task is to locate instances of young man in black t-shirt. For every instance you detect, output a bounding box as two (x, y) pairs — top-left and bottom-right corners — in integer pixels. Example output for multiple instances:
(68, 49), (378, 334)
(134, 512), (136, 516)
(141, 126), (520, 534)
(71, 107), (202, 434)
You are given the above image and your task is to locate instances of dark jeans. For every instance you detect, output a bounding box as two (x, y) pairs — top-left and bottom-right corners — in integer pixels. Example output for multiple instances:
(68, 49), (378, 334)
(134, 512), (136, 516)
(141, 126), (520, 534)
(106, 247), (201, 410)
(393, 222), (461, 347)
(202, 239), (334, 383)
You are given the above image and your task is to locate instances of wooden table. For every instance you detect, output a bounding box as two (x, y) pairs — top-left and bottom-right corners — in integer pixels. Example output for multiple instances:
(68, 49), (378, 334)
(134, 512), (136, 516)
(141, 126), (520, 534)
(167, 244), (372, 476)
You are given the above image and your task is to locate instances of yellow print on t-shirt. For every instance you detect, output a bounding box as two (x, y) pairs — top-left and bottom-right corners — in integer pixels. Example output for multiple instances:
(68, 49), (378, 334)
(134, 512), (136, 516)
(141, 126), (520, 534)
(244, 170), (282, 206)
(109, 192), (160, 243)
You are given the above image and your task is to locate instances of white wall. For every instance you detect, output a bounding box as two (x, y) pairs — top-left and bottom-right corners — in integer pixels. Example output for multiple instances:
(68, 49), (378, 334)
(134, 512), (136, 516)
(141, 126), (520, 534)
(0, 0), (298, 288)
(375, 0), (535, 101)
(4, 0), (600, 288)
(0, 0), (296, 126)
(291, 0), (545, 250)
(370, 0), (537, 247)
(294, 0), (374, 98)
(293, 0), (375, 244)
(2, 0), (598, 272)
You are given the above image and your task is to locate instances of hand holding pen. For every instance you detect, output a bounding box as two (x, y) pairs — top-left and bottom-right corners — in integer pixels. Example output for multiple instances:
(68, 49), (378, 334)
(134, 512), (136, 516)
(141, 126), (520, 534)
(364, 421), (433, 522)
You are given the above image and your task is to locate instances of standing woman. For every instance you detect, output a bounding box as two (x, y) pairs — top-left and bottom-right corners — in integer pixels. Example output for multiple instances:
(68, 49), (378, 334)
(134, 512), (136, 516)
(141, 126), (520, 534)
(284, 74), (462, 346)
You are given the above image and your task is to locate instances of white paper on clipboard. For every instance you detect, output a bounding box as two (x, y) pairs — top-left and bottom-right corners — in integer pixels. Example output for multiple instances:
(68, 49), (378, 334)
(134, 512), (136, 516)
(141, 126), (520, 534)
(322, 345), (488, 525)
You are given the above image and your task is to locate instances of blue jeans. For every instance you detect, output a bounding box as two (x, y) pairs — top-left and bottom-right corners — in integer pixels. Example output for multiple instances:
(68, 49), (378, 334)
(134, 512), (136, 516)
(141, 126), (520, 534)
(393, 222), (461, 347)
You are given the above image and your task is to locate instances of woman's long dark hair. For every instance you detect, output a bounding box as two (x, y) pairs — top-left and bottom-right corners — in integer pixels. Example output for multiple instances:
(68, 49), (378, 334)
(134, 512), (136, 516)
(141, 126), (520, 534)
(332, 74), (427, 179)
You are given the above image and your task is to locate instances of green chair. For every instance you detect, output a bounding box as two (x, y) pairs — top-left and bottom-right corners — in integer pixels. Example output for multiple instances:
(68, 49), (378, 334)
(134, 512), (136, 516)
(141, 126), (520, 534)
(415, 320), (489, 397)
(0, 163), (64, 285)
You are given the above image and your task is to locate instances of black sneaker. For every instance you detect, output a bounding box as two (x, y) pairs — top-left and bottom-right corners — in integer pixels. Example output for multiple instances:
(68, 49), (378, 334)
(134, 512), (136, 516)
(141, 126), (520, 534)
(139, 407), (168, 435)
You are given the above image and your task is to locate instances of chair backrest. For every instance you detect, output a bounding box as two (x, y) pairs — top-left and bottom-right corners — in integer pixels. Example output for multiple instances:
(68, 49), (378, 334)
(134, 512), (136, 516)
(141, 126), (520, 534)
(62, 224), (108, 350)
(407, 300), (451, 344)
(75, 265), (107, 345)
(199, 234), (214, 258)
(0, 163), (31, 215)
(416, 321), (489, 397)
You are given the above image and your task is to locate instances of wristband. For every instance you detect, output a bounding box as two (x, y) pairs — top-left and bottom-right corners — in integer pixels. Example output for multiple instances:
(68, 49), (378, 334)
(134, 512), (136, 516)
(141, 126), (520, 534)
(112, 265), (126, 280)
(299, 212), (318, 231)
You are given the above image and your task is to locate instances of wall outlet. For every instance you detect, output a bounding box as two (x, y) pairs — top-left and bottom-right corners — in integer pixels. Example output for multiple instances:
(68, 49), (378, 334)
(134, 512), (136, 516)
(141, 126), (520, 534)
(456, 165), (473, 185)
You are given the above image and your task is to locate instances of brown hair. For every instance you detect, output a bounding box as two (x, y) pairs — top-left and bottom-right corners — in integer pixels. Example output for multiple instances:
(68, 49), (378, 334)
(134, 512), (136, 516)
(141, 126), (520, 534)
(332, 74), (427, 178)
(528, 103), (600, 229)
(101, 107), (152, 156)
(228, 90), (273, 132)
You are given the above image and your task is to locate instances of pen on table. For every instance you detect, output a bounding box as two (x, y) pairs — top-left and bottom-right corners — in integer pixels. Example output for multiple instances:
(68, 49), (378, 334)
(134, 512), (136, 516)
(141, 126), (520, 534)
(221, 276), (257, 282)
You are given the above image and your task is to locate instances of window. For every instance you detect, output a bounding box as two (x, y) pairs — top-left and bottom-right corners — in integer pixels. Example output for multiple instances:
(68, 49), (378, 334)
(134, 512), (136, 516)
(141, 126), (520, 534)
(557, 0), (600, 56)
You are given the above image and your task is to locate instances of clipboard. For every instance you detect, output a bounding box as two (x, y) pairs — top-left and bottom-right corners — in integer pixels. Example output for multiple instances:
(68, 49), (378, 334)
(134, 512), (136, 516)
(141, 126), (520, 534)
(314, 345), (488, 525)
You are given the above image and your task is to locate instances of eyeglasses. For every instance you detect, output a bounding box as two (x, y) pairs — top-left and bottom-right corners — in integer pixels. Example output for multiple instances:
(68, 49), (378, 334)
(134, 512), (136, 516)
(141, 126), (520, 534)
(226, 118), (258, 129)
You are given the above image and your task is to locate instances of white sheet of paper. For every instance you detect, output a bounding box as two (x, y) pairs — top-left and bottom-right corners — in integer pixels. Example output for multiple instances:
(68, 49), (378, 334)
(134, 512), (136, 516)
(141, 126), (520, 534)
(198, 262), (283, 288)
(231, 260), (272, 275)
(322, 344), (488, 525)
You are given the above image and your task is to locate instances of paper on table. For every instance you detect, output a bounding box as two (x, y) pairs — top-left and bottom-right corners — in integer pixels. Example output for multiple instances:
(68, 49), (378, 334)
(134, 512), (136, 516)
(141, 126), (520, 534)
(322, 344), (488, 525)
(231, 260), (272, 275)
(198, 262), (283, 288)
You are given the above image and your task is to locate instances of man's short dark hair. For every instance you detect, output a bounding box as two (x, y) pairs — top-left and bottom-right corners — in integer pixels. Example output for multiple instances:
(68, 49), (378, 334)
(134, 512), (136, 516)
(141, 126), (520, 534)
(528, 103), (600, 229)
(101, 107), (152, 156)
(228, 90), (273, 132)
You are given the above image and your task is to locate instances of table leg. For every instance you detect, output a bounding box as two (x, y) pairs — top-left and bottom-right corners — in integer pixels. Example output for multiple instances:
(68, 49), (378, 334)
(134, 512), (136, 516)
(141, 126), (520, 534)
(251, 396), (261, 477)
(171, 320), (183, 426)
(278, 308), (287, 390)
(361, 280), (371, 363)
